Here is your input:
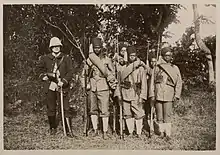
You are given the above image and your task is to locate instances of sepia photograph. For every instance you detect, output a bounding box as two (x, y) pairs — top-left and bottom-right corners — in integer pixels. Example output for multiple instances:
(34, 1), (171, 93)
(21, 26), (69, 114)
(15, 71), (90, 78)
(3, 3), (216, 150)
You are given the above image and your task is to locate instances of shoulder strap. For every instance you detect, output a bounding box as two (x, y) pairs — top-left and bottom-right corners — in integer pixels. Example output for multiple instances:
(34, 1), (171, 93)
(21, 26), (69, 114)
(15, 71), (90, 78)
(54, 56), (65, 73)
(157, 63), (176, 84)
(121, 62), (136, 81)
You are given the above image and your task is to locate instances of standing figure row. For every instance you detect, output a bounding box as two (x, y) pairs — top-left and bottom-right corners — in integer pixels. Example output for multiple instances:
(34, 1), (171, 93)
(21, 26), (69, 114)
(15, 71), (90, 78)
(38, 36), (182, 141)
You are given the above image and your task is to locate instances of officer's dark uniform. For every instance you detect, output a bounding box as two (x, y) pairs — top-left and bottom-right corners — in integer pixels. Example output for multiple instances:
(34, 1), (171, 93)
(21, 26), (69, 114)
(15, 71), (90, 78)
(38, 42), (74, 137)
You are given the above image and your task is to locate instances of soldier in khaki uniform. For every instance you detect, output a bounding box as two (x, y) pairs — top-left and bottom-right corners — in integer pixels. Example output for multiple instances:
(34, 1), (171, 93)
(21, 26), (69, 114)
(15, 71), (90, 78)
(38, 37), (75, 137)
(82, 37), (115, 139)
(149, 47), (182, 140)
(116, 46), (148, 138)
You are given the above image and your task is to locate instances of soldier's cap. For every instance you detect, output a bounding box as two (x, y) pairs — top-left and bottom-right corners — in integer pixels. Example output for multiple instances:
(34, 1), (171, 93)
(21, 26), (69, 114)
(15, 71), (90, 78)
(161, 47), (173, 57)
(92, 37), (102, 47)
(127, 46), (137, 55)
(119, 43), (127, 51)
(149, 53), (156, 60)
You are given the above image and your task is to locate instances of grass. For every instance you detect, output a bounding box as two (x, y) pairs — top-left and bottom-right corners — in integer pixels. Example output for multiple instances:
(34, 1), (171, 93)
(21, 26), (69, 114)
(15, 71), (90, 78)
(3, 85), (216, 150)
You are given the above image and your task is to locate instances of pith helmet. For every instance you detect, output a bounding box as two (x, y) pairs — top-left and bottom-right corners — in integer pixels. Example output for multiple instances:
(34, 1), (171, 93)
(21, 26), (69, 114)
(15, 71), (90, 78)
(49, 37), (62, 48)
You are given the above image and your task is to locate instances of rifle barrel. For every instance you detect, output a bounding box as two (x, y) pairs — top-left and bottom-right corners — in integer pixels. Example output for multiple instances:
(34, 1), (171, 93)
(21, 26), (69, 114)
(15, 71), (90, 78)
(83, 67), (89, 136)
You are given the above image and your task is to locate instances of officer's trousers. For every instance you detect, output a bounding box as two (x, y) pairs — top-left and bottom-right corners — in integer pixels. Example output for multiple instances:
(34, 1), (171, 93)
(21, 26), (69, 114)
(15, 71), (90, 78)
(45, 90), (70, 117)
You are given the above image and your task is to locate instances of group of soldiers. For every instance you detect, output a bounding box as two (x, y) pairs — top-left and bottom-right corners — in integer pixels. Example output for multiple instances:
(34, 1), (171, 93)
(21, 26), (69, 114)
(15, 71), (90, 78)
(38, 36), (182, 141)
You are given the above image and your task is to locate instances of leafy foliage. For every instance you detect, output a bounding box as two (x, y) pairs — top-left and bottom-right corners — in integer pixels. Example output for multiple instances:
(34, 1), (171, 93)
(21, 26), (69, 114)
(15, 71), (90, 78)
(3, 5), (101, 115)
(4, 4), (182, 108)
(98, 4), (182, 61)
(3, 4), (216, 150)
(172, 26), (216, 88)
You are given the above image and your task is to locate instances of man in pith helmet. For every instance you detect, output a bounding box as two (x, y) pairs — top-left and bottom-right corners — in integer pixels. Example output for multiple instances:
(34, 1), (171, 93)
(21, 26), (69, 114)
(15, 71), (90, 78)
(38, 37), (76, 137)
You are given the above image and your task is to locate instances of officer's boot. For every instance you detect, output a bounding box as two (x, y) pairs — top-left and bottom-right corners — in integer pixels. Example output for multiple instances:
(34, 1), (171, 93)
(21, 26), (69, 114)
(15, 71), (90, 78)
(135, 118), (143, 139)
(91, 115), (98, 137)
(102, 117), (109, 140)
(48, 116), (57, 135)
(154, 121), (165, 138)
(56, 113), (61, 128)
(164, 123), (172, 141)
(65, 117), (77, 138)
(125, 118), (134, 138)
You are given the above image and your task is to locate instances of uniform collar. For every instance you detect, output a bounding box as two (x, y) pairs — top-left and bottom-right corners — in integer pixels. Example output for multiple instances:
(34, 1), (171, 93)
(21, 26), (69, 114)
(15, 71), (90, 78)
(52, 52), (61, 58)
(48, 52), (64, 59)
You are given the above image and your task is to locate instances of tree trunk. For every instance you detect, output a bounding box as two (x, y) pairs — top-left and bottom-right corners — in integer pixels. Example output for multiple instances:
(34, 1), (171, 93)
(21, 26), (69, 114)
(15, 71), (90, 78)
(192, 4), (215, 84)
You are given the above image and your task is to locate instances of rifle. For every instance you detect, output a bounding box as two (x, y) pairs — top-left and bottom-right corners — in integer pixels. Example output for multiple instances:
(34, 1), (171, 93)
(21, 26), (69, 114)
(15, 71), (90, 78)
(146, 40), (150, 66)
(83, 36), (90, 136)
(112, 99), (116, 134)
(83, 65), (89, 136)
(149, 35), (160, 138)
(149, 104), (154, 138)
(117, 71), (124, 140)
(112, 40), (118, 135)
(115, 32), (124, 140)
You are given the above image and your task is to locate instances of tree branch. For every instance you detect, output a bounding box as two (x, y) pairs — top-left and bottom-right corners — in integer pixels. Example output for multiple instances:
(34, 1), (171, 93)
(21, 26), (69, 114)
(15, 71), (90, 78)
(44, 19), (79, 50)
(63, 23), (87, 61)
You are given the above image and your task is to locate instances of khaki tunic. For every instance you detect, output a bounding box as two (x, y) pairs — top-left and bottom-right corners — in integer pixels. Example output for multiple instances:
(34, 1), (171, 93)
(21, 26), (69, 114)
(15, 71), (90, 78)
(88, 56), (113, 92)
(149, 63), (182, 101)
(114, 62), (147, 119)
(81, 56), (114, 91)
(81, 55), (114, 117)
(121, 66), (148, 101)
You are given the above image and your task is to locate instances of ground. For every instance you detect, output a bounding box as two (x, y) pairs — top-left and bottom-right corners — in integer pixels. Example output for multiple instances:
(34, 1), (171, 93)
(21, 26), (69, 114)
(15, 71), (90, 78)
(3, 85), (216, 150)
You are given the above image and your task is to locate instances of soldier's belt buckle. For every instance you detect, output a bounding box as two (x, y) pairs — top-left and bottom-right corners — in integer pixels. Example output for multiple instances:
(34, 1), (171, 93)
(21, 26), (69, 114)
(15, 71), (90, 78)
(155, 75), (163, 83)
(121, 81), (131, 89)
(135, 83), (141, 89)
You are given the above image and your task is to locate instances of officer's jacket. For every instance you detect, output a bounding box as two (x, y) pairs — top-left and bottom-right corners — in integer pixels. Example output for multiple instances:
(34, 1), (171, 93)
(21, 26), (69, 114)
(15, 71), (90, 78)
(38, 52), (73, 94)
(83, 55), (114, 92)
(149, 62), (182, 101)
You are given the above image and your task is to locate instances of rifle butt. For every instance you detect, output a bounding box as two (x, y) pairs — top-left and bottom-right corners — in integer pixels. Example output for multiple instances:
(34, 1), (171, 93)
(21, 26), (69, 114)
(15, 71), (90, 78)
(119, 101), (123, 139)
(83, 93), (89, 136)
(112, 105), (116, 134)
(149, 106), (154, 138)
